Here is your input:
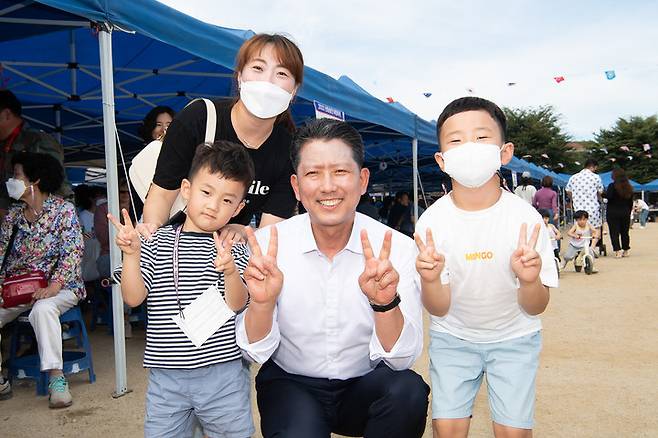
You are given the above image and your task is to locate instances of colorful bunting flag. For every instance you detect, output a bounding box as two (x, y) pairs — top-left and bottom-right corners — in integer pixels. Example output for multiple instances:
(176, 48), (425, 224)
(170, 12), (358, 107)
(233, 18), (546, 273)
(599, 148), (608, 154)
(605, 70), (616, 80)
(620, 145), (630, 152)
(386, 97), (395, 103)
(643, 143), (652, 151)
(574, 161), (581, 165)
(554, 76), (565, 83)
(609, 157), (616, 162)
(522, 154), (532, 159)
(627, 156), (633, 161)
(541, 153), (550, 159)
(557, 163), (565, 168)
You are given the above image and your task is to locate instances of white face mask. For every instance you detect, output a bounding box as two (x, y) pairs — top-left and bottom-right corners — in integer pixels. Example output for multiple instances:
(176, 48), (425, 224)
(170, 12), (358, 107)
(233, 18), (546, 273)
(239, 80), (293, 119)
(441, 142), (504, 188)
(6, 178), (27, 200)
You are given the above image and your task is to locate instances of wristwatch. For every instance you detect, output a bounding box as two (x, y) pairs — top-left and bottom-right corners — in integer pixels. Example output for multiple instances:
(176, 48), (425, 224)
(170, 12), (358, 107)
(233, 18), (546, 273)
(370, 293), (401, 312)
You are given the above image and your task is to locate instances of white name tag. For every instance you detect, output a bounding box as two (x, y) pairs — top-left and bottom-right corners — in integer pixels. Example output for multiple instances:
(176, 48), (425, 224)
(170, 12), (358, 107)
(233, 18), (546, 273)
(172, 284), (235, 348)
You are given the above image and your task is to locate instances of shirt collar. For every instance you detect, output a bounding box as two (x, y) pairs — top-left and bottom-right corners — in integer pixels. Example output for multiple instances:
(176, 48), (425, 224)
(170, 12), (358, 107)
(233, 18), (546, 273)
(299, 212), (364, 255)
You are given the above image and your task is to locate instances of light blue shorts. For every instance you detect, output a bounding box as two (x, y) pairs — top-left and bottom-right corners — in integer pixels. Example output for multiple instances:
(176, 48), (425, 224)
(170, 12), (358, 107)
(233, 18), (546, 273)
(429, 330), (542, 429)
(145, 359), (254, 438)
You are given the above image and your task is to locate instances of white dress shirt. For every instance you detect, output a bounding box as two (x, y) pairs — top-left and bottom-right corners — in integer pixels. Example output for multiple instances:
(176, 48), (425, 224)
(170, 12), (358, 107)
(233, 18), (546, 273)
(236, 212), (423, 379)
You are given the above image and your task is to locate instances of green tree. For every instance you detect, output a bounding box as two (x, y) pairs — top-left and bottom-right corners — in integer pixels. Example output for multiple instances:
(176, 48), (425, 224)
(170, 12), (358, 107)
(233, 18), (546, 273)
(590, 115), (658, 183)
(503, 106), (577, 173)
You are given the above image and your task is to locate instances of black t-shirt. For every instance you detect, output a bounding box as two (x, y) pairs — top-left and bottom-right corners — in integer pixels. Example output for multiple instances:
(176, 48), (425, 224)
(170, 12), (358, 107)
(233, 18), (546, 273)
(153, 99), (296, 225)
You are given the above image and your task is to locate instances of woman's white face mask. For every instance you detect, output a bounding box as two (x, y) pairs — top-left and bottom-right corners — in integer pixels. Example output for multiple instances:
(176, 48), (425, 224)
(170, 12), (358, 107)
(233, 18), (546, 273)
(441, 142), (506, 188)
(239, 80), (293, 119)
(5, 177), (27, 200)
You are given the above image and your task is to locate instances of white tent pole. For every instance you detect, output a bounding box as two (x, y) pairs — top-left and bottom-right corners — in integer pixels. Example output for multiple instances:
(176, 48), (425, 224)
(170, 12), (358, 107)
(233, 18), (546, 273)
(412, 138), (418, 222)
(98, 25), (129, 398)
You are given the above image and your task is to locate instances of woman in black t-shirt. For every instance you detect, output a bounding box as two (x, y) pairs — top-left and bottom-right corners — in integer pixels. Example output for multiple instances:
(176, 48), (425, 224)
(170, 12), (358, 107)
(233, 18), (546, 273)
(140, 34), (304, 241)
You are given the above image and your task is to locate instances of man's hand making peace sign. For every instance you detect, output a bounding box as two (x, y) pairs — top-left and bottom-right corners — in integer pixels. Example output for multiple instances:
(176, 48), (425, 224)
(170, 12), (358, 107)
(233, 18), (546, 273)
(358, 230), (399, 306)
(244, 226), (283, 306)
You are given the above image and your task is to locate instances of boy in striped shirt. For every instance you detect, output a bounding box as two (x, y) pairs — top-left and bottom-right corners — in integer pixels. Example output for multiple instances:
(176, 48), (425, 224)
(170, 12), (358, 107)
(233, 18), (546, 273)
(111, 141), (255, 437)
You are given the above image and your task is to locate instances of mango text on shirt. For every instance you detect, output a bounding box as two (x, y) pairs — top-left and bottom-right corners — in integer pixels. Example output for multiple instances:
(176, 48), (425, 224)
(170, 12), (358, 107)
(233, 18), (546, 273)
(464, 251), (494, 261)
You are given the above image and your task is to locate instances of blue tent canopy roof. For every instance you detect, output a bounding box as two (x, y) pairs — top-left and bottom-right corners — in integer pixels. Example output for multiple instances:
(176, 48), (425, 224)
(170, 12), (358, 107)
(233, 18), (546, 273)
(0, 0), (576, 191)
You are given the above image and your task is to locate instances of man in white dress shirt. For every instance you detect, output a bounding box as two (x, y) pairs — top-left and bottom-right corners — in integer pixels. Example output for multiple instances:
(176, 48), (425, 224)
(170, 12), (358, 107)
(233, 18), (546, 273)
(236, 119), (429, 437)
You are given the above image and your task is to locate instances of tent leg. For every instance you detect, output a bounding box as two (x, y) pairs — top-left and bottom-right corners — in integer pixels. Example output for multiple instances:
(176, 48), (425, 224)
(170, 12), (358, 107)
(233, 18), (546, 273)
(99, 26), (129, 398)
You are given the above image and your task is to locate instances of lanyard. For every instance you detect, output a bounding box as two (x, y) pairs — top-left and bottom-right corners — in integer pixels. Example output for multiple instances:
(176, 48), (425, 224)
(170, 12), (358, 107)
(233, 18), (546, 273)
(173, 225), (184, 319)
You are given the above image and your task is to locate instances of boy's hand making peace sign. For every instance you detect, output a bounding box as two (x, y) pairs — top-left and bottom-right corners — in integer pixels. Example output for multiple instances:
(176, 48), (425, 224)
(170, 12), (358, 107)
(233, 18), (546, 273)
(108, 209), (141, 255)
(244, 226), (283, 305)
(213, 233), (237, 276)
(414, 228), (445, 283)
(510, 223), (543, 284)
(358, 230), (399, 306)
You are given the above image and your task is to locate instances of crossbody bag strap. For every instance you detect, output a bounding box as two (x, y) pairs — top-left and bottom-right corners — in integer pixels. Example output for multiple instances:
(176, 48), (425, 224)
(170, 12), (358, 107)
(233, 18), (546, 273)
(1, 224), (19, 275)
(201, 98), (217, 144)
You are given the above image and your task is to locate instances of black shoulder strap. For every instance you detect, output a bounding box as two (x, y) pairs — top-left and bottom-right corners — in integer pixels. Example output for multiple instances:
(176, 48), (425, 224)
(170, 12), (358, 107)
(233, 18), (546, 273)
(1, 224), (19, 274)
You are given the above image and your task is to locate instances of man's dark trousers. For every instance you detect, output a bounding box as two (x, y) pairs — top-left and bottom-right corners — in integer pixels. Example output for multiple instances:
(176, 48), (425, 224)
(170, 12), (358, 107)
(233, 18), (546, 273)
(256, 360), (430, 437)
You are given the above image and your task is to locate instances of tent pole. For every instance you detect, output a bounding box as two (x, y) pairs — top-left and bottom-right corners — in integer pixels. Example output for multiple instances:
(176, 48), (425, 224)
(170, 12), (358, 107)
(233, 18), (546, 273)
(54, 107), (61, 144)
(98, 25), (129, 398)
(412, 138), (418, 222)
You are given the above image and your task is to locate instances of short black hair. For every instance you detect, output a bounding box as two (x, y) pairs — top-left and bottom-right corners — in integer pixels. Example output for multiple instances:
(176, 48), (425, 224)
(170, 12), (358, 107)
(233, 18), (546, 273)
(574, 210), (589, 220)
(74, 184), (94, 210)
(138, 105), (175, 143)
(188, 141), (255, 196)
(12, 151), (64, 194)
(0, 89), (22, 117)
(584, 158), (598, 168)
(291, 119), (364, 171)
(436, 96), (506, 148)
(539, 209), (551, 219)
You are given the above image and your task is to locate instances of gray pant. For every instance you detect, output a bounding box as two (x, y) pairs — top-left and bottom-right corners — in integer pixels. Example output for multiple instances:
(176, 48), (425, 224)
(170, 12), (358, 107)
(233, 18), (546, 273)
(563, 244), (585, 261)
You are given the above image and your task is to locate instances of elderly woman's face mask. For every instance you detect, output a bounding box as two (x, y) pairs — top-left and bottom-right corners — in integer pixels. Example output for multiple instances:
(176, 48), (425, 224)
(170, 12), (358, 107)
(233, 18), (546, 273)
(5, 177), (27, 200)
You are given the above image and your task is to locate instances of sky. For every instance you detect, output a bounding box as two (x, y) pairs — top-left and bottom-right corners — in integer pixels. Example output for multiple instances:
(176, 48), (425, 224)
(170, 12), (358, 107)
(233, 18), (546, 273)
(158, 0), (658, 141)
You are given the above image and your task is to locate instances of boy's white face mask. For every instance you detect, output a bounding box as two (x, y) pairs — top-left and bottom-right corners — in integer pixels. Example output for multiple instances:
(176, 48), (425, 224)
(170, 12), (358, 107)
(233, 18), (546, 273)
(239, 80), (293, 119)
(441, 142), (505, 188)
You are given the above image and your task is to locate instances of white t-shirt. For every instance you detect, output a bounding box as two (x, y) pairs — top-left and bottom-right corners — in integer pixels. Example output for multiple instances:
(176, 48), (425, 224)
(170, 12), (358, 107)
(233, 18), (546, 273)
(79, 209), (94, 234)
(416, 190), (559, 343)
(514, 184), (536, 204)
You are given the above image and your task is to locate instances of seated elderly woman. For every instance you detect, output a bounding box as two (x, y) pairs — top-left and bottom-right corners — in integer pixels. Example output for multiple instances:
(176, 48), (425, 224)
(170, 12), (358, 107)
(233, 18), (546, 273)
(0, 151), (84, 408)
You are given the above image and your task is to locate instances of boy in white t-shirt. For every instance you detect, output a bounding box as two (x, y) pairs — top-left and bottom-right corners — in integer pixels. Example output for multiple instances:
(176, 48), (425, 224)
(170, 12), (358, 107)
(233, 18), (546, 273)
(414, 97), (558, 437)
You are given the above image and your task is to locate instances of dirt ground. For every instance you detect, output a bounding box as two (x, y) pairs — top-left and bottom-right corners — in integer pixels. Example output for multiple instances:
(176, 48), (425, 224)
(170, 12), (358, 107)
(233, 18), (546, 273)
(2, 224), (657, 438)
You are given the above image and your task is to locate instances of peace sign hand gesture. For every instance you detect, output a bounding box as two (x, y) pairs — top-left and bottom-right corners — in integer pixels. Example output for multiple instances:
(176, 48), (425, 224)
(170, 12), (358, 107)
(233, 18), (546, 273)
(213, 232), (237, 276)
(108, 208), (141, 255)
(510, 223), (543, 284)
(243, 226), (283, 306)
(358, 230), (399, 306)
(414, 228), (445, 283)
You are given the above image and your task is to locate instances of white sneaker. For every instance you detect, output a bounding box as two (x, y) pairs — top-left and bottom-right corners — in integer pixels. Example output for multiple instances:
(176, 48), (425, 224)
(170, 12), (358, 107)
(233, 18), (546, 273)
(0, 377), (12, 400)
(48, 375), (72, 409)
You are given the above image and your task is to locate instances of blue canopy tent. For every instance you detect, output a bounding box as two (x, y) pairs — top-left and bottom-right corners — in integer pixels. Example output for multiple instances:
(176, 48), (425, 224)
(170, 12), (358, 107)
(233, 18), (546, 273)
(598, 171), (643, 191)
(641, 178), (658, 192)
(1, 0), (448, 395)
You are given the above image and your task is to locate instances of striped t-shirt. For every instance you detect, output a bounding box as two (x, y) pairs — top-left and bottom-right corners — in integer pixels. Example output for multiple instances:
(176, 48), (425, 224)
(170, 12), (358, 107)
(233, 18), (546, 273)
(112, 225), (249, 369)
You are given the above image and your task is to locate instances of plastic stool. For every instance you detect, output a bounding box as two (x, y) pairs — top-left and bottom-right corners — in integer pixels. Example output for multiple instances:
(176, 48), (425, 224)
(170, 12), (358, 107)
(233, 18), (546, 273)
(8, 306), (96, 396)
